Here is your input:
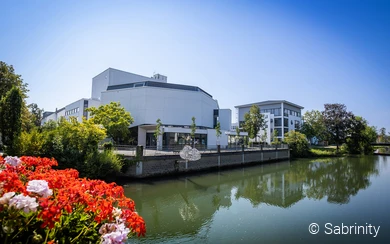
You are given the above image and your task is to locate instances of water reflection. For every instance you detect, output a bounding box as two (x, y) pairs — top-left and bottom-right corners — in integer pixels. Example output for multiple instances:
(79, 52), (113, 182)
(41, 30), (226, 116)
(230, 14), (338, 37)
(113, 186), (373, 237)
(124, 156), (385, 242)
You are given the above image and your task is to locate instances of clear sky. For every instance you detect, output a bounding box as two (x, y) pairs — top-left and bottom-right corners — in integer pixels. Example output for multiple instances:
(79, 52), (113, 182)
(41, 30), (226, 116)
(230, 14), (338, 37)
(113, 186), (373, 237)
(1, 0), (389, 131)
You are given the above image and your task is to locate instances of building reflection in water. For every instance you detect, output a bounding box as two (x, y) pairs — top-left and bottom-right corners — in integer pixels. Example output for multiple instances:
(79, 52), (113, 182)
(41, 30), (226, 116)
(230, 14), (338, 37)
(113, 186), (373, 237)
(124, 156), (381, 240)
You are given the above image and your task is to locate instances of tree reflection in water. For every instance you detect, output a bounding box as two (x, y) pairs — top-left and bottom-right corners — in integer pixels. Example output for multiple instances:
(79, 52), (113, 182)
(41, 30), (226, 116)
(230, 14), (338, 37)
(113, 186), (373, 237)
(124, 156), (383, 240)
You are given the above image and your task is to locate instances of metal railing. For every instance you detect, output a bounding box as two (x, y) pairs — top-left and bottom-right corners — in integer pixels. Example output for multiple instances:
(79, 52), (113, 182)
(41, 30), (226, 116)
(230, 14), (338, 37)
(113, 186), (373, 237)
(110, 143), (288, 157)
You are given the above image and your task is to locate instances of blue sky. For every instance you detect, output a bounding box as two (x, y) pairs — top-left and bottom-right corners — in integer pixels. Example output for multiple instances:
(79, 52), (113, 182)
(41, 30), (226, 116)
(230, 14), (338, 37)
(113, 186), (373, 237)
(1, 0), (389, 131)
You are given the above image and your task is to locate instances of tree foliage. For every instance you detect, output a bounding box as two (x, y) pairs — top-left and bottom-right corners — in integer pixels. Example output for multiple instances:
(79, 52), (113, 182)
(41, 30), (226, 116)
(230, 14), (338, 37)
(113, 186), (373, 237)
(0, 86), (23, 155)
(190, 116), (196, 139)
(86, 102), (134, 144)
(0, 61), (28, 101)
(215, 121), (221, 138)
(378, 127), (388, 143)
(154, 118), (162, 140)
(243, 105), (265, 140)
(301, 110), (326, 142)
(345, 116), (377, 154)
(322, 103), (354, 152)
(284, 131), (310, 158)
(271, 129), (280, 145)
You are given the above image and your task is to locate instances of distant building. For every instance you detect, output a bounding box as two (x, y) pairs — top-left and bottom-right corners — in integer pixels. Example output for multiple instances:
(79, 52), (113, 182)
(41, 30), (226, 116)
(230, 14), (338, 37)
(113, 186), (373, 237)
(41, 98), (101, 124)
(234, 100), (304, 144)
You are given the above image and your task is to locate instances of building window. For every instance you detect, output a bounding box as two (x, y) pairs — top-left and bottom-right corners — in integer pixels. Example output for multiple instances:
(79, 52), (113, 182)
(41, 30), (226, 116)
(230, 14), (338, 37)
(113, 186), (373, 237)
(284, 128), (289, 134)
(284, 118), (289, 127)
(274, 118), (281, 126)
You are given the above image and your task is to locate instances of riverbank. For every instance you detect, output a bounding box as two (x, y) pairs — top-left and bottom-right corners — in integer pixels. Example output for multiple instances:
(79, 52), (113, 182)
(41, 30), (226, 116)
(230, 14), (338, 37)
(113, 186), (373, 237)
(121, 148), (290, 178)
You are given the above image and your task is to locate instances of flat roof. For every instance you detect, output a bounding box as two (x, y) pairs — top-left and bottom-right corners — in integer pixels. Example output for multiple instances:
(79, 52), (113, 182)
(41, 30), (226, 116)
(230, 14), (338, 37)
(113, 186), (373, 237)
(106, 81), (213, 98)
(235, 100), (304, 109)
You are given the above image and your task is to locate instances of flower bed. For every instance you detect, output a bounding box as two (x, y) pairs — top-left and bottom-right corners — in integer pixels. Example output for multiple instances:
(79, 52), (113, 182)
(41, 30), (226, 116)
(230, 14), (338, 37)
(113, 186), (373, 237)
(0, 156), (146, 243)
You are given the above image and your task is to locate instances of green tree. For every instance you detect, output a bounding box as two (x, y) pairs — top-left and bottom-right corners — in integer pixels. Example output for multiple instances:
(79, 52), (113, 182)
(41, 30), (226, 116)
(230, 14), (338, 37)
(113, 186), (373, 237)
(0, 61), (28, 101)
(271, 129), (280, 145)
(345, 116), (377, 154)
(154, 118), (163, 150)
(243, 105), (265, 145)
(322, 103), (354, 152)
(86, 102), (134, 144)
(215, 121), (222, 145)
(0, 86), (23, 155)
(235, 126), (241, 147)
(22, 103), (44, 132)
(284, 131), (310, 157)
(190, 116), (196, 146)
(379, 127), (387, 143)
(301, 110), (326, 143)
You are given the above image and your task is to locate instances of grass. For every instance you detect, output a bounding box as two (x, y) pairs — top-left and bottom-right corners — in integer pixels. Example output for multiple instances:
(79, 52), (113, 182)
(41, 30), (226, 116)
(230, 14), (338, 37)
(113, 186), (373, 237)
(309, 145), (341, 157)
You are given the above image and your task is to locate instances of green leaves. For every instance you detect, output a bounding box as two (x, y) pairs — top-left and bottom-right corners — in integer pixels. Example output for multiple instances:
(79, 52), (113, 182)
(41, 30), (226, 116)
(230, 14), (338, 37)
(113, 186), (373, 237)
(86, 102), (134, 144)
(0, 86), (23, 155)
(243, 105), (265, 140)
(284, 131), (310, 157)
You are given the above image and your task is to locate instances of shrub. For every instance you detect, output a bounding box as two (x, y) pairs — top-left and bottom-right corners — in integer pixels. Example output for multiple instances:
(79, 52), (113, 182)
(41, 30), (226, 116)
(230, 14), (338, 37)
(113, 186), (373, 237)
(284, 131), (310, 158)
(83, 150), (124, 179)
(0, 156), (145, 243)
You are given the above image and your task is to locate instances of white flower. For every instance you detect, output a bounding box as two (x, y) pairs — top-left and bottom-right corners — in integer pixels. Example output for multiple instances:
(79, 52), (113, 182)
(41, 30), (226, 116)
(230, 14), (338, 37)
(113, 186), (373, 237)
(100, 223), (130, 244)
(8, 194), (39, 213)
(4, 156), (22, 167)
(112, 207), (123, 223)
(26, 180), (53, 198)
(0, 192), (15, 205)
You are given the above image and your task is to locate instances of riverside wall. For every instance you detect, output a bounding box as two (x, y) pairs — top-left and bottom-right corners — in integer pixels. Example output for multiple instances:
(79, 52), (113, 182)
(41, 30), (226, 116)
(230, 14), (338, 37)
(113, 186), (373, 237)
(123, 149), (290, 178)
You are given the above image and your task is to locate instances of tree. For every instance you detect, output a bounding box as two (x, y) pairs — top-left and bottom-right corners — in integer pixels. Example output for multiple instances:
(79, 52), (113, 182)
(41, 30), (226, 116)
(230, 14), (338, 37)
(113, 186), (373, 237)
(284, 131), (309, 157)
(190, 116), (196, 146)
(0, 86), (23, 155)
(271, 129), (280, 145)
(154, 118), (163, 150)
(0, 61), (28, 101)
(243, 105), (265, 145)
(345, 116), (377, 154)
(22, 103), (44, 132)
(379, 127), (387, 143)
(322, 103), (354, 152)
(86, 102), (134, 144)
(301, 110), (326, 143)
(215, 121), (222, 145)
(28, 103), (44, 127)
(235, 126), (241, 147)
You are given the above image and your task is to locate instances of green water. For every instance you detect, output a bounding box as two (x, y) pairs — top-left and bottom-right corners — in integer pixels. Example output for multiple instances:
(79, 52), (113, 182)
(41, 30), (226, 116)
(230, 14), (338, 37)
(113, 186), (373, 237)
(124, 156), (390, 244)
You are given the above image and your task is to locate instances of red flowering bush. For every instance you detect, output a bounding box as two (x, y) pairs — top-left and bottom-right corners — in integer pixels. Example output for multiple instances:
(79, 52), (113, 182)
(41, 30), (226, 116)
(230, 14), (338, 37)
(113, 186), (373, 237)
(0, 156), (146, 243)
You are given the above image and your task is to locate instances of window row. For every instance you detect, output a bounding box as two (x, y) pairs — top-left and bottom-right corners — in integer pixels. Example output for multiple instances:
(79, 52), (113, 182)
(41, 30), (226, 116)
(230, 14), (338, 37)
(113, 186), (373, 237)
(284, 108), (301, 117)
(261, 108), (281, 116)
(65, 107), (80, 116)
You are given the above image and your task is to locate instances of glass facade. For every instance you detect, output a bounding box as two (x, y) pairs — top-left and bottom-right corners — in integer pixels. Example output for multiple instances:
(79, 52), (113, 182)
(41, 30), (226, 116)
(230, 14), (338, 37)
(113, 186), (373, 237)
(274, 118), (282, 126)
(163, 132), (207, 147)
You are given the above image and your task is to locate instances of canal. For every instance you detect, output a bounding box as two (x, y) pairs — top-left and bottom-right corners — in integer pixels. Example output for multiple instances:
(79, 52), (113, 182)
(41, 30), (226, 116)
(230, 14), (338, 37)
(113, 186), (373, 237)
(124, 156), (390, 243)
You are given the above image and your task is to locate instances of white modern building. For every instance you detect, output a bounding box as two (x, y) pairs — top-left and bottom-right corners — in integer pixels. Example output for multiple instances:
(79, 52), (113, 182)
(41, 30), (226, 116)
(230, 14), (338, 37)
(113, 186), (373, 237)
(96, 68), (231, 149)
(235, 100), (304, 144)
(42, 68), (232, 149)
(41, 98), (101, 124)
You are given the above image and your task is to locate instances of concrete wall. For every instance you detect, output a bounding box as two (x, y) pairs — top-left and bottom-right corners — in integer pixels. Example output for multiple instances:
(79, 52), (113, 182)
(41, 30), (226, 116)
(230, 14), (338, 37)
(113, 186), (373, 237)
(219, 109), (231, 131)
(124, 149), (290, 178)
